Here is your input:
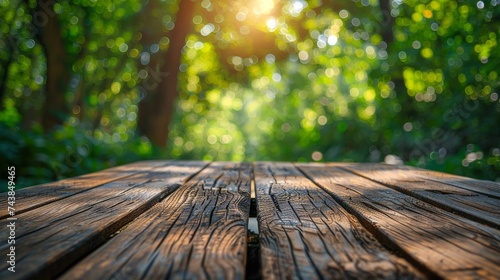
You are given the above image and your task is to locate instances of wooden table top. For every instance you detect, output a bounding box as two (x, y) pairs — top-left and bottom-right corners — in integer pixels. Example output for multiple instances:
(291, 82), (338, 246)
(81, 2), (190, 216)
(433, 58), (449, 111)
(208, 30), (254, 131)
(1, 161), (499, 279)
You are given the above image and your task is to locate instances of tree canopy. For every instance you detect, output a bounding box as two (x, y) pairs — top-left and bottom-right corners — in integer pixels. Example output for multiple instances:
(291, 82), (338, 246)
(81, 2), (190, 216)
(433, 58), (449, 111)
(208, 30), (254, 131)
(1, 0), (499, 191)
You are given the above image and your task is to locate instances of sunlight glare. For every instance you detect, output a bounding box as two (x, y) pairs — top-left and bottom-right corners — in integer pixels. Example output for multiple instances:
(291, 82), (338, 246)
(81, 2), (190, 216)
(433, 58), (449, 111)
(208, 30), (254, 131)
(252, 0), (275, 15)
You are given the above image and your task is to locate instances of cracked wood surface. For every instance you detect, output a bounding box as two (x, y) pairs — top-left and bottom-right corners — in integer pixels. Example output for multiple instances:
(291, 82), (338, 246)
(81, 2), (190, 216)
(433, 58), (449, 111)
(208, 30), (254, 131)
(297, 163), (500, 279)
(254, 162), (424, 279)
(61, 162), (251, 280)
(1, 161), (498, 279)
(0, 161), (207, 280)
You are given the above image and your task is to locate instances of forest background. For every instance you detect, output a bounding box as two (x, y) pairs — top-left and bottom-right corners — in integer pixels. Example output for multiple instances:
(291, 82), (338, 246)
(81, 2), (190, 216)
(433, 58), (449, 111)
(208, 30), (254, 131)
(0, 0), (499, 192)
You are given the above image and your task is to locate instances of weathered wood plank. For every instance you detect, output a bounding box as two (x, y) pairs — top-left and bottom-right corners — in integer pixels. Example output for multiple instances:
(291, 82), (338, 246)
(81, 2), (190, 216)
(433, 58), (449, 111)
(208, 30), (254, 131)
(0, 161), (207, 280)
(0, 160), (169, 219)
(60, 162), (251, 280)
(298, 163), (500, 279)
(404, 166), (500, 199)
(338, 163), (500, 199)
(335, 163), (500, 229)
(254, 162), (424, 279)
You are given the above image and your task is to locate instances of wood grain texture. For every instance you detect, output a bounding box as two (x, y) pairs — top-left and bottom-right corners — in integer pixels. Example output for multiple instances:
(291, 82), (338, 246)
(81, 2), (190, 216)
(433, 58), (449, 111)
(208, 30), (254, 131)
(61, 162), (251, 280)
(0, 160), (169, 219)
(336, 163), (500, 229)
(254, 162), (423, 279)
(297, 163), (500, 279)
(0, 161), (207, 280)
(403, 165), (500, 199)
(339, 163), (500, 199)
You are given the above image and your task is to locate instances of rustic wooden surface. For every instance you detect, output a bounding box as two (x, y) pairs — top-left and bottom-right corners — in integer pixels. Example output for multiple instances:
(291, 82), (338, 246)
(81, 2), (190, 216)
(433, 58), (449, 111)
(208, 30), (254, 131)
(0, 161), (207, 279)
(336, 163), (500, 228)
(297, 163), (500, 279)
(0, 160), (168, 219)
(61, 162), (251, 280)
(254, 162), (424, 279)
(1, 161), (498, 279)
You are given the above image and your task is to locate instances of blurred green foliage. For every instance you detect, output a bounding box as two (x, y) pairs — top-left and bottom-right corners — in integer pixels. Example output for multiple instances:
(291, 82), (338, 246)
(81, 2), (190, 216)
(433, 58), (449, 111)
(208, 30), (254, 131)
(0, 121), (152, 192)
(0, 0), (499, 191)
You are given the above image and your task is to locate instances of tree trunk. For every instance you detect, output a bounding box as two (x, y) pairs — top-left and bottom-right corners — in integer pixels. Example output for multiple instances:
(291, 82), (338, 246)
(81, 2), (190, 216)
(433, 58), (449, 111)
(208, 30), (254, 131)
(379, 0), (411, 111)
(137, 0), (196, 147)
(32, 0), (70, 131)
(379, 0), (395, 44)
(0, 41), (14, 109)
(0, 0), (24, 108)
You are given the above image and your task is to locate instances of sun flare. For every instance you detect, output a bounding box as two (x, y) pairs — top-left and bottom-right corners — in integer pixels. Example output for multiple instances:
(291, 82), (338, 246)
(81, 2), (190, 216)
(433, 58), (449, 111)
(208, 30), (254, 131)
(251, 0), (275, 15)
